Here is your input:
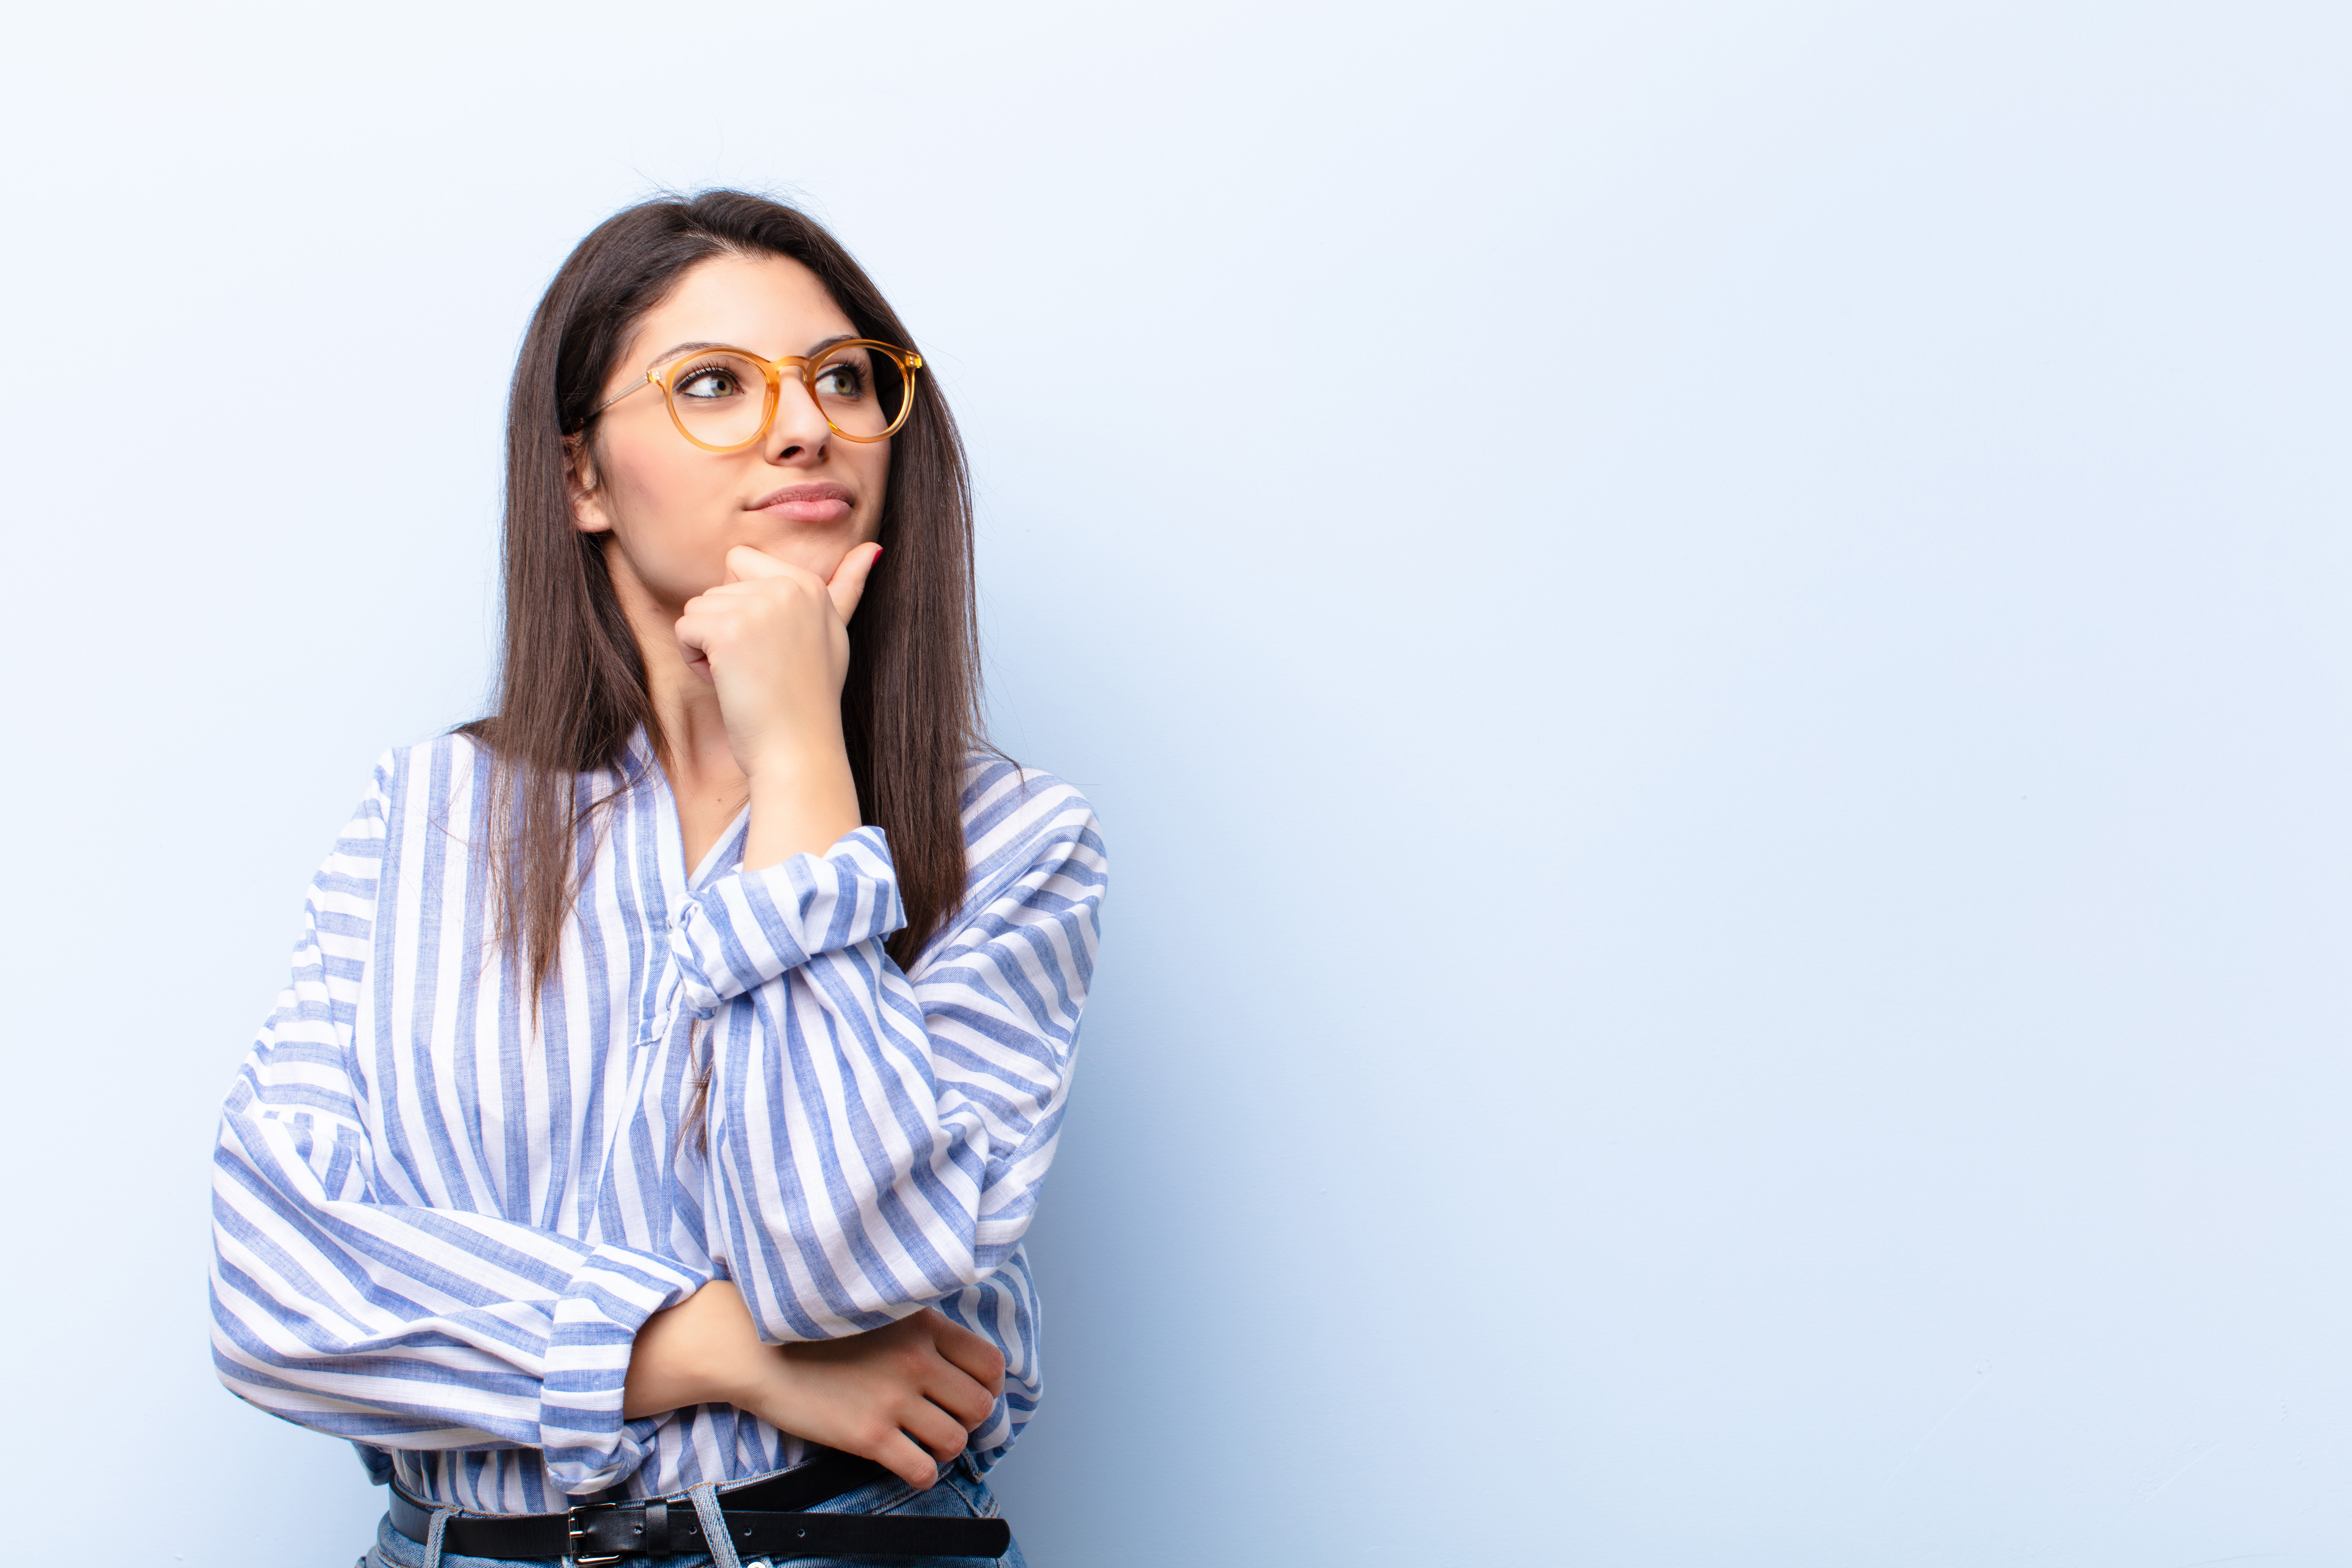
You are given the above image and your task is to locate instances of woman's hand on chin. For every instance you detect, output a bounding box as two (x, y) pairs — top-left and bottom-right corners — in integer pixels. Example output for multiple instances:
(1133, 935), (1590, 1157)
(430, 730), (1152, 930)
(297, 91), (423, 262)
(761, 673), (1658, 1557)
(674, 542), (882, 777)
(673, 541), (881, 866)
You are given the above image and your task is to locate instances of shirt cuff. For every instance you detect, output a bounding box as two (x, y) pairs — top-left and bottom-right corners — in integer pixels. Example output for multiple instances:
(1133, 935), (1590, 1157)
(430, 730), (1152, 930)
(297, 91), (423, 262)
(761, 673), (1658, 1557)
(537, 1243), (712, 1495)
(669, 827), (905, 1013)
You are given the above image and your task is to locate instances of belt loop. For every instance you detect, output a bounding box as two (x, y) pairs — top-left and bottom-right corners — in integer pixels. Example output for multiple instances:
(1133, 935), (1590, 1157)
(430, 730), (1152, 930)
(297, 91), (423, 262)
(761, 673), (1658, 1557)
(686, 1481), (742, 1568)
(643, 1498), (669, 1556)
(418, 1507), (453, 1568)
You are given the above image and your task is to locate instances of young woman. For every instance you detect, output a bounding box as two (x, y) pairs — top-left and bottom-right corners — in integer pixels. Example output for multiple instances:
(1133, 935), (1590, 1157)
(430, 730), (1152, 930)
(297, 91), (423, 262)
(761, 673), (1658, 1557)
(209, 190), (1107, 1568)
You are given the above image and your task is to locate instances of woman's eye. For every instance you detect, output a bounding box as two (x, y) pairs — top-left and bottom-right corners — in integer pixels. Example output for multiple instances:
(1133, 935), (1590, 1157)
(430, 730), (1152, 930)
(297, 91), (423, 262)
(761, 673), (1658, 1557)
(677, 368), (742, 399)
(816, 365), (866, 399)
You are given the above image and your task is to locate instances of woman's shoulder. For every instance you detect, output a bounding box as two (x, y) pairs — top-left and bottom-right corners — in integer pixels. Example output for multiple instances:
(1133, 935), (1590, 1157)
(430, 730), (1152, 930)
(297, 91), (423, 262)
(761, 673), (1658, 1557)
(351, 727), (503, 828)
(370, 727), (493, 789)
(955, 749), (1106, 873)
(303, 732), (495, 878)
(959, 749), (1096, 827)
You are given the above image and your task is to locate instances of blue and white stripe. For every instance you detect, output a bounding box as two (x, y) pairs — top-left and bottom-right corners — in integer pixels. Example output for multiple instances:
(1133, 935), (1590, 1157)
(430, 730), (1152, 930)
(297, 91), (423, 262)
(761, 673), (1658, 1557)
(209, 728), (1106, 1511)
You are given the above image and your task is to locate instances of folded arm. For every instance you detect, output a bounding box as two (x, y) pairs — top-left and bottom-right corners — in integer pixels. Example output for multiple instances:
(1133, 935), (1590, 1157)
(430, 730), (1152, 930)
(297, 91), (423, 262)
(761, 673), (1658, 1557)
(209, 770), (709, 1494)
(671, 766), (1107, 1346)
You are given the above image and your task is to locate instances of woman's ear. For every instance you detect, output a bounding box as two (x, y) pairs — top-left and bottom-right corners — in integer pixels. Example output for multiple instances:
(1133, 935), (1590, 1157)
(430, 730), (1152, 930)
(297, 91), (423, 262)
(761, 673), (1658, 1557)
(567, 434), (613, 535)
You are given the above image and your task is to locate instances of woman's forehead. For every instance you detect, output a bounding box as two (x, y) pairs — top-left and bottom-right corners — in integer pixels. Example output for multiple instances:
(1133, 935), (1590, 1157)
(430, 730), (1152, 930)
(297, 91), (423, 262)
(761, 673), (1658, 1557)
(630, 252), (855, 365)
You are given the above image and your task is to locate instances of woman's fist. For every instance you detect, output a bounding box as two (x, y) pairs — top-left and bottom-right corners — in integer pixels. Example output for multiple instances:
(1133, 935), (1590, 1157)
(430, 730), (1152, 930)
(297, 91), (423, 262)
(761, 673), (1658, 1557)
(761, 1308), (1007, 1490)
(673, 542), (883, 780)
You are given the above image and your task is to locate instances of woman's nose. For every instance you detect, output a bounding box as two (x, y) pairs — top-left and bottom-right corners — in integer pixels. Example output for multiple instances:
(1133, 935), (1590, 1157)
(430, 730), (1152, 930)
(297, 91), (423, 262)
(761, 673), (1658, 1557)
(764, 375), (832, 462)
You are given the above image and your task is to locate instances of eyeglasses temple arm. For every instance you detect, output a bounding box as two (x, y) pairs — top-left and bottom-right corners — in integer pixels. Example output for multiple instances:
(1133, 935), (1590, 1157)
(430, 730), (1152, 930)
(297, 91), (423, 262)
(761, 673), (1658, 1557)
(589, 375), (654, 419)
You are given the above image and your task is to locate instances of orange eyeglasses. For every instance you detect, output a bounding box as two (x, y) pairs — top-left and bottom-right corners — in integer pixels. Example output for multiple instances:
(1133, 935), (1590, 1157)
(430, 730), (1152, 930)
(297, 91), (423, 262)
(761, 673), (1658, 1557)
(592, 339), (924, 451)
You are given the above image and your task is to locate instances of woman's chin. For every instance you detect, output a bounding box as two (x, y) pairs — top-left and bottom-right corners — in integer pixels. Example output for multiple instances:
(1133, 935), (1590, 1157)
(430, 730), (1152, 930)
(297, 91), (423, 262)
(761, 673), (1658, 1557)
(738, 532), (863, 580)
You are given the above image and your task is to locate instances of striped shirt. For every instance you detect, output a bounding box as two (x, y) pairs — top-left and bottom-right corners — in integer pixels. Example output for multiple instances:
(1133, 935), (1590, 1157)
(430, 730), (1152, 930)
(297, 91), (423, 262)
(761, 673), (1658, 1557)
(209, 728), (1107, 1512)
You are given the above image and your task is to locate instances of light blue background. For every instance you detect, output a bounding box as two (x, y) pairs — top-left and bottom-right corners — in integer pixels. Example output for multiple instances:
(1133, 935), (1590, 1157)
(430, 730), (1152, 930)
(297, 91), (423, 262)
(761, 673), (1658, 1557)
(1, 4), (2346, 1564)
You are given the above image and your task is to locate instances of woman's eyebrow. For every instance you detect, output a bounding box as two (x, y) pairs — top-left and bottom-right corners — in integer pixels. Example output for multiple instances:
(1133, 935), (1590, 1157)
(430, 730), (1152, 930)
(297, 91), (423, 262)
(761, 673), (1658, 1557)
(645, 334), (860, 369)
(646, 339), (728, 367)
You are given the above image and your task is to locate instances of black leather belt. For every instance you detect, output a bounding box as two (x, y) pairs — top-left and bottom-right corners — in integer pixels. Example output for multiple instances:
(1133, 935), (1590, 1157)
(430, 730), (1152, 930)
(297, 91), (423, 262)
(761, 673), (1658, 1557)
(388, 1450), (1012, 1562)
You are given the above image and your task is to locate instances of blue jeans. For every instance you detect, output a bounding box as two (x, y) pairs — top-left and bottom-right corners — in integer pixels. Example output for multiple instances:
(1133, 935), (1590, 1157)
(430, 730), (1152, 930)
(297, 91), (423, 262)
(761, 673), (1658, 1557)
(362, 1456), (1026, 1568)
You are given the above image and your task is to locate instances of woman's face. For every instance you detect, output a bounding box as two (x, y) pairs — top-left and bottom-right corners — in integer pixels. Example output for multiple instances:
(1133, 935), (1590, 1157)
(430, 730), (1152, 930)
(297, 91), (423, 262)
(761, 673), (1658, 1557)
(574, 252), (891, 610)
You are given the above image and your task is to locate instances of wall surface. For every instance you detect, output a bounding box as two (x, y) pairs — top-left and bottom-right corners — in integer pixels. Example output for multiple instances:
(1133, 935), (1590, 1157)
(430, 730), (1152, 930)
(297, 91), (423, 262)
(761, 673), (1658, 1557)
(1, 4), (2347, 1564)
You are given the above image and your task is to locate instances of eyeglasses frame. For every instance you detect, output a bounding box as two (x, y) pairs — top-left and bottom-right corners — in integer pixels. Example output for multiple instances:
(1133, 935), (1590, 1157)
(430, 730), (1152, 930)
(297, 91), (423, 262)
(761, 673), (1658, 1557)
(589, 338), (924, 451)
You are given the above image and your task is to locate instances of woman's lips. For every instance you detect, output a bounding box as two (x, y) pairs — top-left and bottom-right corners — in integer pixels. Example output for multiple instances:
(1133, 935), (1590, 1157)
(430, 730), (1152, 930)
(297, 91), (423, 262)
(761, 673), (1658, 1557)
(749, 483), (852, 524)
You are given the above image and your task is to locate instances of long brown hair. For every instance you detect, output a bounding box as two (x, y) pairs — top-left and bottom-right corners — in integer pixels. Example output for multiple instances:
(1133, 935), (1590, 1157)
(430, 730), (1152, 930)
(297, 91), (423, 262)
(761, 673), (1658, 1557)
(463, 190), (983, 998)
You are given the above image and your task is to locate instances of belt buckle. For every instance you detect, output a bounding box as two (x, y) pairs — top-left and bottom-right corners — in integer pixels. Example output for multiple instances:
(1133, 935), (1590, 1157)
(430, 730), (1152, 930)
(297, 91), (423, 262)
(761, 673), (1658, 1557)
(565, 1499), (624, 1567)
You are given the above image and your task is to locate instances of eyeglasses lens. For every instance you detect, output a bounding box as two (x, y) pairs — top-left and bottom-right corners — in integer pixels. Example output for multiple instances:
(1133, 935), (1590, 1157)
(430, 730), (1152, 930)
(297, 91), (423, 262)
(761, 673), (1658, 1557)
(811, 343), (908, 439)
(666, 352), (774, 449)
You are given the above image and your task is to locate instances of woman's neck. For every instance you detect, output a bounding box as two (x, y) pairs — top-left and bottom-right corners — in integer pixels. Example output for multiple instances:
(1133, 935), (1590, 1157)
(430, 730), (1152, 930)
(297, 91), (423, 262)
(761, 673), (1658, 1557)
(657, 686), (751, 873)
(617, 569), (751, 873)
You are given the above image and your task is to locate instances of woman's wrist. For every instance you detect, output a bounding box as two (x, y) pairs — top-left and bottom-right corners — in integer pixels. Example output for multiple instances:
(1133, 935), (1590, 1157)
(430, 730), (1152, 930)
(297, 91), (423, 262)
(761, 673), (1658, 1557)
(623, 1281), (769, 1419)
(738, 721), (848, 790)
(741, 744), (862, 870)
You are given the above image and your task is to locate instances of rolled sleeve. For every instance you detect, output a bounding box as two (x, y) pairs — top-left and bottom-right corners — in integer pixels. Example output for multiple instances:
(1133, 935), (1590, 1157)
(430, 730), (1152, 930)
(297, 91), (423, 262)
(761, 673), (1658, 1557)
(669, 826), (907, 1012)
(538, 1243), (711, 1491)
